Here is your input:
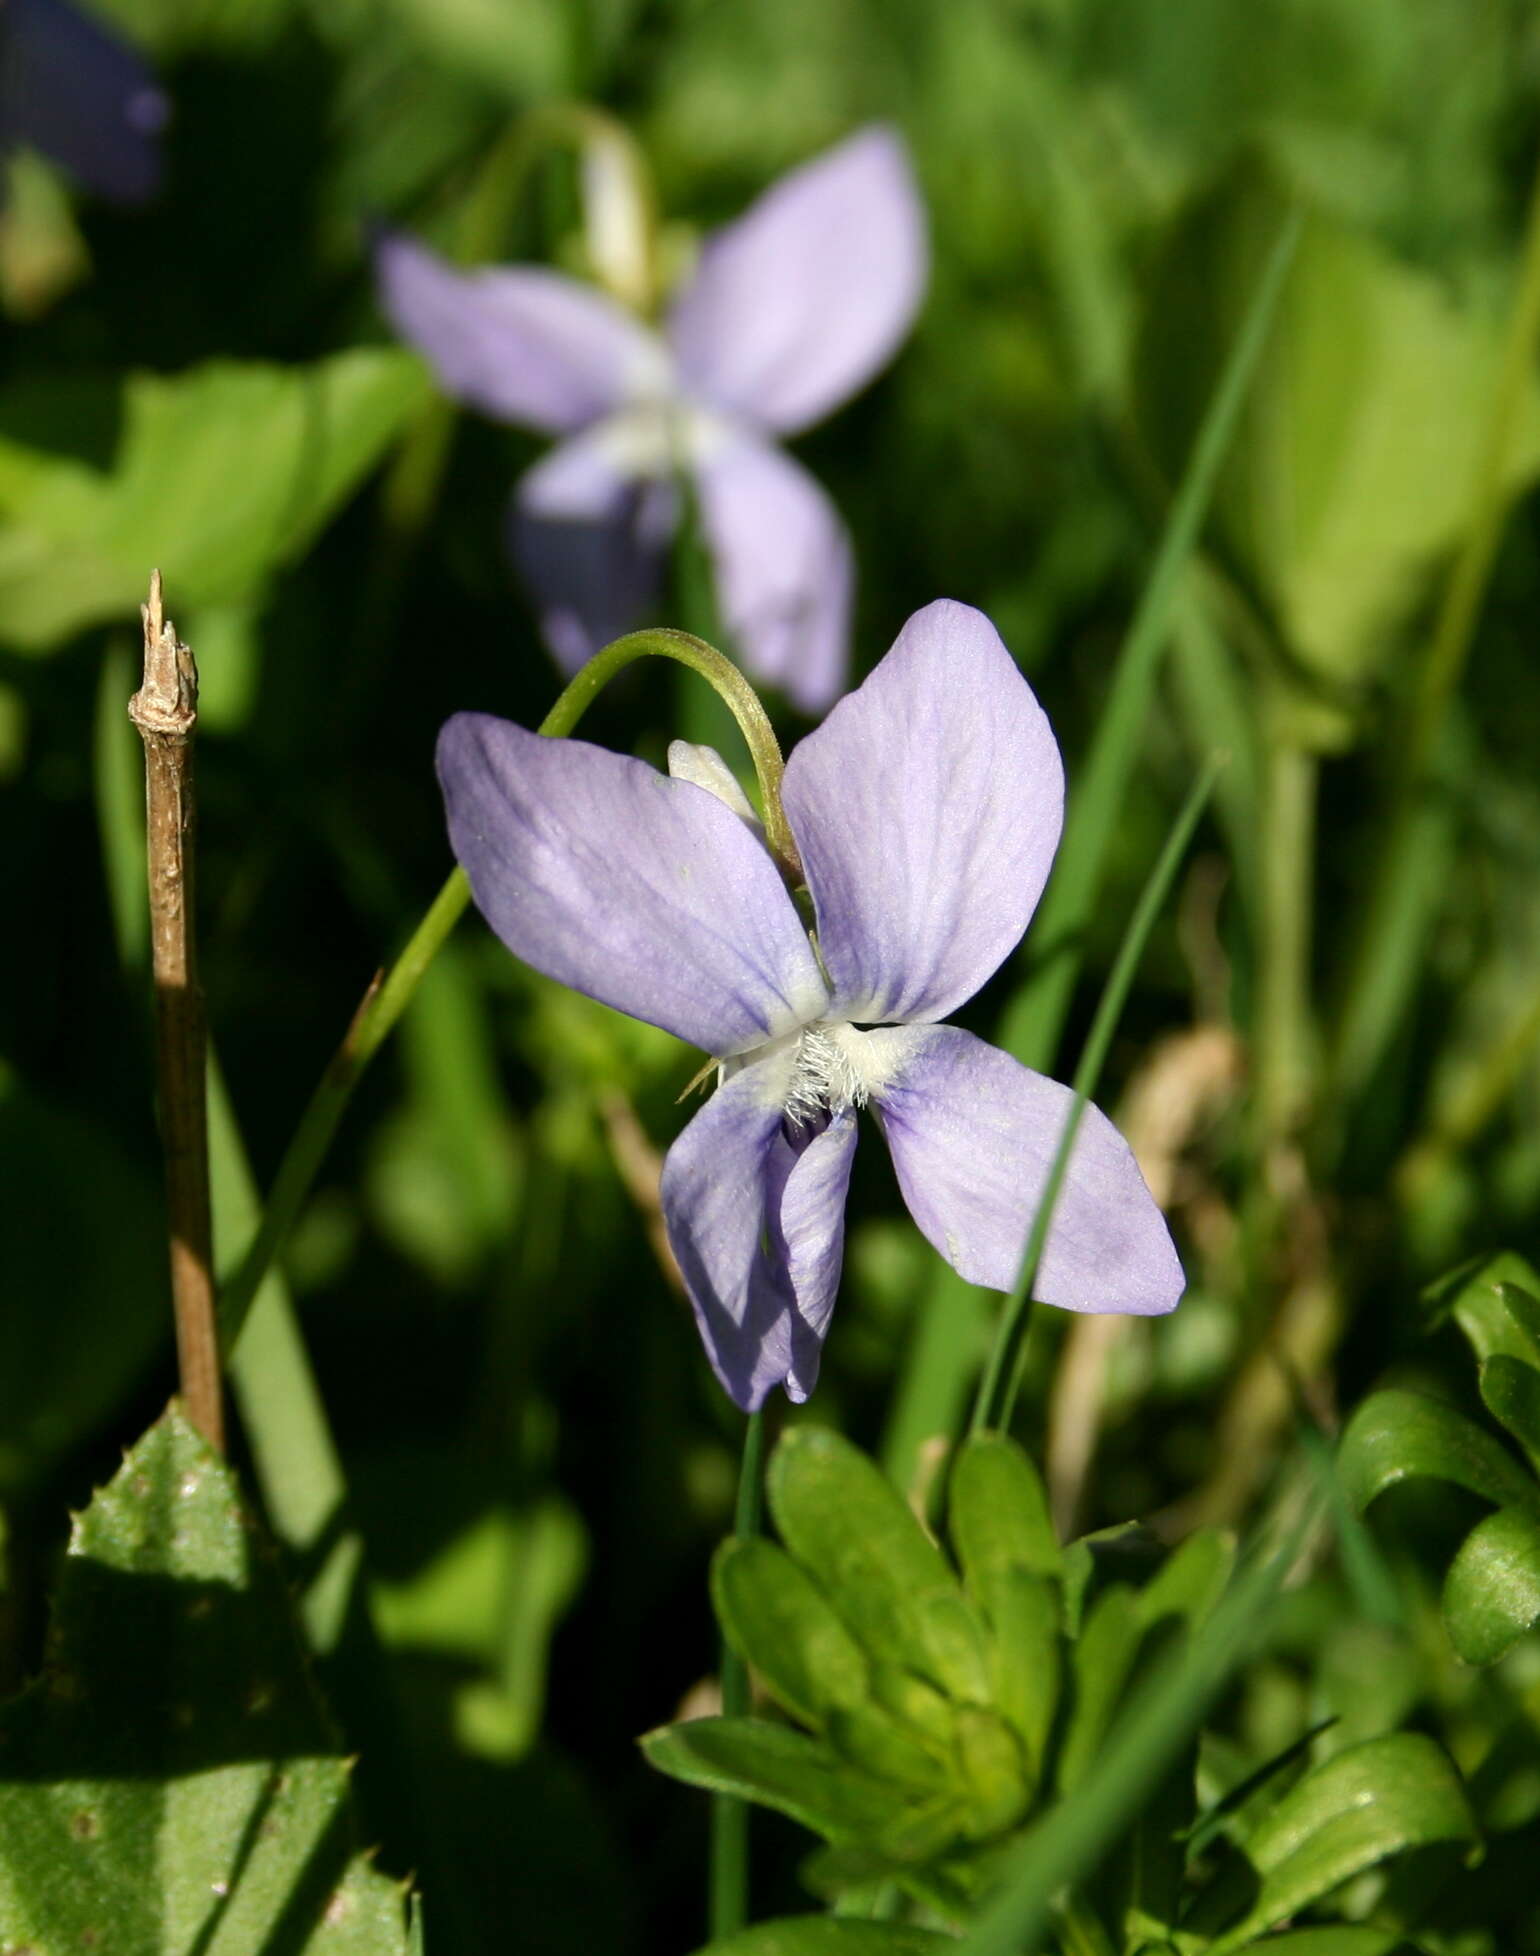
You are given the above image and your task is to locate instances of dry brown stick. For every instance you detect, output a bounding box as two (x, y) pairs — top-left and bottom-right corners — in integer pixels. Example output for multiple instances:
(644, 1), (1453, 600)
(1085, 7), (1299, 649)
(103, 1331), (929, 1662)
(130, 571), (223, 1451)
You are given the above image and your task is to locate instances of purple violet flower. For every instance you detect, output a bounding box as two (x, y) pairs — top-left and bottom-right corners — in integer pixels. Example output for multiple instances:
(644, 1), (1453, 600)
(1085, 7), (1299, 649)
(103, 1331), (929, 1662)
(437, 599), (1184, 1411)
(377, 127), (927, 713)
(0, 0), (166, 204)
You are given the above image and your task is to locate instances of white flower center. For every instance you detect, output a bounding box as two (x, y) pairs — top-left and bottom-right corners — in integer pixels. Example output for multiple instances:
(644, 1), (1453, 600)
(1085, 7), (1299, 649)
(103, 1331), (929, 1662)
(783, 1022), (884, 1128)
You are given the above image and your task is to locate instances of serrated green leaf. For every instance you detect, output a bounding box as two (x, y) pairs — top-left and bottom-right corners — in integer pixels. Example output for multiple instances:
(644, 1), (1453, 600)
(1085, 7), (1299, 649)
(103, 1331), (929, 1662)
(1442, 1506), (1540, 1665)
(767, 1428), (960, 1681)
(712, 1537), (871, 1731)
(690, 1920), (955, 1956)
(1209, 1734), (1478, 1953)
(0, 1407), (411, 1954)
(1480, 1355), (1540, 1472)
(948, 1434), (1061, 1591)
(0, 351), (426, 651)
(640, 1717), (901, 1844)
(1337, 1387), (1540, 1517)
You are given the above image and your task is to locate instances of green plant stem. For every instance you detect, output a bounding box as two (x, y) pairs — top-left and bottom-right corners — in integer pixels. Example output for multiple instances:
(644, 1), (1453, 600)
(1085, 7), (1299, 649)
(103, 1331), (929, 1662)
(710, 1409), (766, 1940)
(1255, 726), (1317, 1153)
(999, 209), (1299, 1077)
(1398, 979), (1540, 1208)
(1332, 148), (1540, 1101)
(972, 757), (1222, 1438)
(221, 627), (790, 1350)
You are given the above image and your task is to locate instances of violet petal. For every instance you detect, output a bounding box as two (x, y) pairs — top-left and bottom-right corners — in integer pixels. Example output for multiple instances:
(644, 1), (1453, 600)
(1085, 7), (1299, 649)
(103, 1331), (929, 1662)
(668, 126), (926, 436)
(376, 229), (665, 434)
(1, 0), (165, 204)
(869, 1024), (1184, 1315)
(662, 1053), (857, 1410)
(509, 431), (675, 672)
(782, 599), (1064, 1025)
(693, 430), (852, 712)
(437, 714), (828, 1057)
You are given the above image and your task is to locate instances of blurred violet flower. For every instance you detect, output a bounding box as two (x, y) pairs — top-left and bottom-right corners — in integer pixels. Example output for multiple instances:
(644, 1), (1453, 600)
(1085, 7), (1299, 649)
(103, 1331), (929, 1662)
(377, 127), (926, 712)
(437, 599), (1184, 1411)
(0, 0), (166, 203)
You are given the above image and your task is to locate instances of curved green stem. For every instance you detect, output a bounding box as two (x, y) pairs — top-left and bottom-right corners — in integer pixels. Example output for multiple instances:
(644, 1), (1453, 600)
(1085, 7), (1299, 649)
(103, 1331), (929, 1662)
(221, 628), (785, 1351)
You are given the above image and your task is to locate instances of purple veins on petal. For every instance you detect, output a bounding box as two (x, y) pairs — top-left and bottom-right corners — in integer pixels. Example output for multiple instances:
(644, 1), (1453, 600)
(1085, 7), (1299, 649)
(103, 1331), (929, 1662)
(781, 598), (1065, 1026)
(436, 712), (828, 1060)
(866, 1023), (1185, 1317)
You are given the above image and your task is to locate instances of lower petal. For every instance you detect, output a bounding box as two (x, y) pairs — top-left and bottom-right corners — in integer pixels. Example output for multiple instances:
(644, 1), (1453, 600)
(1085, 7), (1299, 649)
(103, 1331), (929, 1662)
(662, 1055), (858, 1411)
(692, 432), (852, 713)
(869, 1025), (1184, 1315)
(510, 430), (675, 672)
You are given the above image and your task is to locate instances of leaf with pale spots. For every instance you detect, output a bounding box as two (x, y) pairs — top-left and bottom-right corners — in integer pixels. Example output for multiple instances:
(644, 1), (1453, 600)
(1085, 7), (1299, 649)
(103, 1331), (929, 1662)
(0, 1406), (413, 1953)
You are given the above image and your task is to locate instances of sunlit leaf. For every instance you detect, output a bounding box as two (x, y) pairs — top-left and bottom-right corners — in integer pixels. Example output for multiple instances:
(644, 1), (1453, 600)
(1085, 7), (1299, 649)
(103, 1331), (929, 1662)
(1337, 1387), (1540, 1517)
(639, 1716), (901, 1844)
(1442, 1506), (1540, 1666)
(712, 1536), (870, 1731)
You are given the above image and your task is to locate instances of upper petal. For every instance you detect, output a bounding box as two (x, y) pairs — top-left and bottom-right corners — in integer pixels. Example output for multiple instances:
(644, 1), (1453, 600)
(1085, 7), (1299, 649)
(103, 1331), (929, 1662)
(667, 126), (926, 436)
(693, 430), (852, 713)
(510, 429), (674, 672)
(375, 230), (667, 434)
(781, 600), (1064, 1025)
(2, 0), (166, 203)
(437, 715), (828, 1056)
(662, 1053), (858, 1411)
(869, 1025), (1184, 1314)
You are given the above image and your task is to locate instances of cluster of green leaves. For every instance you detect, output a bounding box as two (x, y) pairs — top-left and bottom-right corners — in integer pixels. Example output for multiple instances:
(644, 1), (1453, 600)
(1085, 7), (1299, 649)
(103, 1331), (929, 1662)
(648, 1428), (1477, 1953)
(1342, 1254), (1540, 1667)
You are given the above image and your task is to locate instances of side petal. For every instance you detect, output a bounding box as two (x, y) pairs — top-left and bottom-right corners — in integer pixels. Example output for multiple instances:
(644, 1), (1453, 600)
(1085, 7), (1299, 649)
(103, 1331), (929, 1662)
(375, 229), (666, 434)
(510, 429), (674, 673)
(662, 1056), (858, 1411)
(668, 126), (926, 436)
(781, 599), (1064, 1025)
(1, 0), (166, 203)
(869, 1025), (1184, 1316)
(694, 431), (852, 713)
(437, 715), (829, 1057)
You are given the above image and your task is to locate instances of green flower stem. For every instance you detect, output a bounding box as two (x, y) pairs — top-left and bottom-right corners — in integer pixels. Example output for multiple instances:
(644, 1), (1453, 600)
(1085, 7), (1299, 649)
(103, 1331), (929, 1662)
(1332, 147), (1540, 1102)
(710, 1408), (767, 1940)
(1255, 724), (1317, 1154)
(972, 757), (1222, 1438)
(221, 627), (790, 1352)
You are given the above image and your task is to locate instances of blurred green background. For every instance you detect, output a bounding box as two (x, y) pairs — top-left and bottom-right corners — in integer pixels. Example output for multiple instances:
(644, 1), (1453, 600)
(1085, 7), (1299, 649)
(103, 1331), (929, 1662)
(5, 0), (1540, 1948)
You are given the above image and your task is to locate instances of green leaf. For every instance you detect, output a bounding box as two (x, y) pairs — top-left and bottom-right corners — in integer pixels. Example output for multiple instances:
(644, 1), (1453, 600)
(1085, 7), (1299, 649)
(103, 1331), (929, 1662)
(1056, 1585), (1144, 1796)
(949, 1433), (1062, 1588)
(1225, 1932), (1415, 1955)
(1442, 1506), (1540, 1665)
(767, 1428), (960, 1680)
(712, 1537), (870, 1731)
(640, 1717), (900, 1844)
(691, 1921), (956, 1956)
(1480, 1355), (1540, 1471)
(1430, 1251), (1540, 1370)
(1337, 1387), (1540, 1517)
(1209, 1734), (1478, 1953)
(0, 1407), (412, 1952)
(1137, 162), (1540, 696)
(978, 1568), (1060, 1777)
(1134, 1528), (1235, 1630)
(0, 351), (426, 651)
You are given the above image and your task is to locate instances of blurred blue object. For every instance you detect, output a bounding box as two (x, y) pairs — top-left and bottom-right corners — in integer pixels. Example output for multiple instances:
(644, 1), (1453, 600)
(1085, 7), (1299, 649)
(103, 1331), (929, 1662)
(0, 0), (166, 203)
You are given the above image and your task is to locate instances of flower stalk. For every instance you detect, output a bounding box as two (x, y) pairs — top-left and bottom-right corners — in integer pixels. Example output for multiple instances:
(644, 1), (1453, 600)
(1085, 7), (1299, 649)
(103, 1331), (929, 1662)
(130, 572), (222, 1450)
